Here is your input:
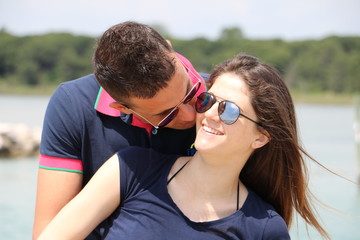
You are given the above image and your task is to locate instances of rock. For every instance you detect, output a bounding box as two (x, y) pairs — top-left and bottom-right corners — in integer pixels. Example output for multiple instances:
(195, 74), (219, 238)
(0, 123), (41, 158)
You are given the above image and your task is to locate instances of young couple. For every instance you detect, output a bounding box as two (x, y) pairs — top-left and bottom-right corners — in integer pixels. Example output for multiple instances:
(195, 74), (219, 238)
(34, 21), (329, 239)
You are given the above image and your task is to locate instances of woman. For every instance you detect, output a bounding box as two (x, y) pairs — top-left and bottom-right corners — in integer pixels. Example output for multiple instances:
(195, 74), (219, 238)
(38, 55), (329, 239)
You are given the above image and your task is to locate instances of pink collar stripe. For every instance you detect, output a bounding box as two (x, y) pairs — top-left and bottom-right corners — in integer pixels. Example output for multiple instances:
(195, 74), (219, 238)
(94, 87), (121, 117)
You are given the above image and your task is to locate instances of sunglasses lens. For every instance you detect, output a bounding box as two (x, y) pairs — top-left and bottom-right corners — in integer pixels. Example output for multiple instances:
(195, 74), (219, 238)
(196, 92), (213, 113)
(183, 81), (201, 104)
(218, 101), (240, 125)
(158, 108), (179, 127)
(196, 93), (240, 125)
(158, 81), (200, 128)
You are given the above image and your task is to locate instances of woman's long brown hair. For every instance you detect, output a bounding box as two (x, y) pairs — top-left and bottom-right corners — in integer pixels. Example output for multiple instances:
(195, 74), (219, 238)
(208, 54), (330, 239)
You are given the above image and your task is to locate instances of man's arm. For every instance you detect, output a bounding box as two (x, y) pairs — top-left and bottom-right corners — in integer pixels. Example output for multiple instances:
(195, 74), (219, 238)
(32, 169), (82, 239)
(37, 155), (120, 239)
(32, 83), (85, 239)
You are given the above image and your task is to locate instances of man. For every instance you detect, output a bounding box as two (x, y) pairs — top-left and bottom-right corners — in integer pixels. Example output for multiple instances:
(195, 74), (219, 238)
(33, 21), (207, 239)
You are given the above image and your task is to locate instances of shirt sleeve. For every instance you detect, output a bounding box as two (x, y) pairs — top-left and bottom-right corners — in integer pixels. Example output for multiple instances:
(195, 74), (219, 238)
(263, 211), (291, 240)
(39, 83), (83, 173)
(118, 147), (155, 201)
(118, 147), (175, 203)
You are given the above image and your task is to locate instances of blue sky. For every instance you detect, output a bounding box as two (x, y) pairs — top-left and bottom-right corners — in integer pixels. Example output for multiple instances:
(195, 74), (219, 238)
(0, 0), (359, 40)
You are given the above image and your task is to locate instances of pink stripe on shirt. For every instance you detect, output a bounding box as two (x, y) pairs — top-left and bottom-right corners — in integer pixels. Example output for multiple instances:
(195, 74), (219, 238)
(39, 154), (83, 173)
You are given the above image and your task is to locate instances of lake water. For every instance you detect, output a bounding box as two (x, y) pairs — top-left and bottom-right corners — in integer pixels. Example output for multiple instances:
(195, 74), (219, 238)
(0, 94), (359, 239)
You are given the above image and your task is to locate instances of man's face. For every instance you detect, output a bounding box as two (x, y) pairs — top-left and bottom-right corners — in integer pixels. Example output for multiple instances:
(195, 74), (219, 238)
(126, 55), (199, 130)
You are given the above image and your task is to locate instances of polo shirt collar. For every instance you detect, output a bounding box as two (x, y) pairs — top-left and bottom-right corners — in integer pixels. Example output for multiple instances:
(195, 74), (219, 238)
(94, 86), (152, 132)
(94, 87), (120, 117)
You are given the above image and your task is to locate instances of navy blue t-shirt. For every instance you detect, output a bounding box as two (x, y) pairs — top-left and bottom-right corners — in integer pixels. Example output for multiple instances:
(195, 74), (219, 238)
(102, 147), (290, 240)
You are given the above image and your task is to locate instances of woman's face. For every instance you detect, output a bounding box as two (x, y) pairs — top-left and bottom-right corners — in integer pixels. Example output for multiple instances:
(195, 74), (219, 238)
(195, 73), (268, 162)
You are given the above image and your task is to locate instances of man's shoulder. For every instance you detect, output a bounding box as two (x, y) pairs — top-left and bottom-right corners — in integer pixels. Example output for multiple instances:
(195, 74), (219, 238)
(51, 74), (99, 105)
(44, 74), (101, 125)
(58, 74), (98, 94)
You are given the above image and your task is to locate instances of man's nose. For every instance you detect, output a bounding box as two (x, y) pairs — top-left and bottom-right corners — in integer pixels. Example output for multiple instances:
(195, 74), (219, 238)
(176, 102), (196, 122)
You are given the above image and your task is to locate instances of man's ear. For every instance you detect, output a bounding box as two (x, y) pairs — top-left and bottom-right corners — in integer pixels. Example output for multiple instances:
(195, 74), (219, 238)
(166, 40), (172, 47)
(109, 102), (132, 114)
(252, 129), (270, 149)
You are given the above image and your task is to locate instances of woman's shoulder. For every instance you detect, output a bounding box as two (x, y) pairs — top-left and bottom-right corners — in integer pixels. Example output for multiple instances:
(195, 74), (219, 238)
(242, 190), (278, 216)
(118, 146), (178, 163)
(242, 190), (290, 239)
(117, 146), (179, 176)
(117, 146), (154, 158)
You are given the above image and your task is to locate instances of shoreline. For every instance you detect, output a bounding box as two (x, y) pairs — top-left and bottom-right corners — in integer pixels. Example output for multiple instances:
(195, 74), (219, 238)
(291, 92), (357, 105)
(1, 87), (357, 105)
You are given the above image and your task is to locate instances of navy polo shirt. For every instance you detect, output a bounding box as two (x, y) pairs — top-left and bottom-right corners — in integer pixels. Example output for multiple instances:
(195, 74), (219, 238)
(39, 53), (205, 185)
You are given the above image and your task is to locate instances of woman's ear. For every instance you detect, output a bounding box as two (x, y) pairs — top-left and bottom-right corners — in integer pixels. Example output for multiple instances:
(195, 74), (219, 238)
(109, 102), (132, 114)
(252, 129), (270, 149)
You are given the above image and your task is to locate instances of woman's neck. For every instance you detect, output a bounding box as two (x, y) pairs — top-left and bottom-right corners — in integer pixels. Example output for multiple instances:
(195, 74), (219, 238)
(167, 152), (248, 222)
(185, 152), (243, 195)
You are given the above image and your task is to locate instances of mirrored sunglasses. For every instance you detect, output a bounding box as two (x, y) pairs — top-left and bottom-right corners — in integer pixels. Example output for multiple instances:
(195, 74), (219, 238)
(195, 92), (262, 126)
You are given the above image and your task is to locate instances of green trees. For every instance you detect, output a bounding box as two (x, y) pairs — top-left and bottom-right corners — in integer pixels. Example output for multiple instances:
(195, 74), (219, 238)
(0, 31), (94, 90)
(0, 30), (359, 94)
(170, 34), (360, 94)
(281, 37), (360, 93)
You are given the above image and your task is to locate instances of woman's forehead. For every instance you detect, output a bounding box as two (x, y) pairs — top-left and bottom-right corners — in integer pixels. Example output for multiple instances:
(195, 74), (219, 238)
(210, 73), (250, 98)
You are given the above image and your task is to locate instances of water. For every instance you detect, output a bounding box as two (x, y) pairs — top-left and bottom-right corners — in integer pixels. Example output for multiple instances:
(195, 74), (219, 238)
(0, 94), (48, 239)
(291, 104), (360, 240)
(0, 157), (38, 239)
(1, 95), (359, 239)
(0, 94), (49, 128)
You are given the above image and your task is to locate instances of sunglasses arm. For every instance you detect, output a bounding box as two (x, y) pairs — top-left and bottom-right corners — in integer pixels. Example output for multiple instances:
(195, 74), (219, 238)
(240, 113), (263, 127)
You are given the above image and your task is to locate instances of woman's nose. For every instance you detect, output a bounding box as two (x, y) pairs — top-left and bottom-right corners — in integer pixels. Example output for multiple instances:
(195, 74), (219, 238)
(203, 102), (220, 122)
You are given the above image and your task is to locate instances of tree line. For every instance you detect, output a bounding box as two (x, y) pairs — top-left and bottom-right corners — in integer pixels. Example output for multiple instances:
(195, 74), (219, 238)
(0, 27), (359, 94)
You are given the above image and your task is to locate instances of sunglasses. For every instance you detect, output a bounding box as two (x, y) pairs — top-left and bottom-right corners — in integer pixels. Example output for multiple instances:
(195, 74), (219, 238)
(128, 68), (202, 134)
(131, 80), (201, 130)
(195, 92), (262, 126)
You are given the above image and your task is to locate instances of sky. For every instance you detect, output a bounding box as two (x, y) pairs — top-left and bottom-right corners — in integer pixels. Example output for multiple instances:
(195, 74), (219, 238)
(0, 0), (359, 41)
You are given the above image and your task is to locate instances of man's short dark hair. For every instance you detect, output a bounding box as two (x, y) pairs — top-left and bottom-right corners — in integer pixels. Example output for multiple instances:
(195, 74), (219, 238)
(93, 21), (176, 104)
